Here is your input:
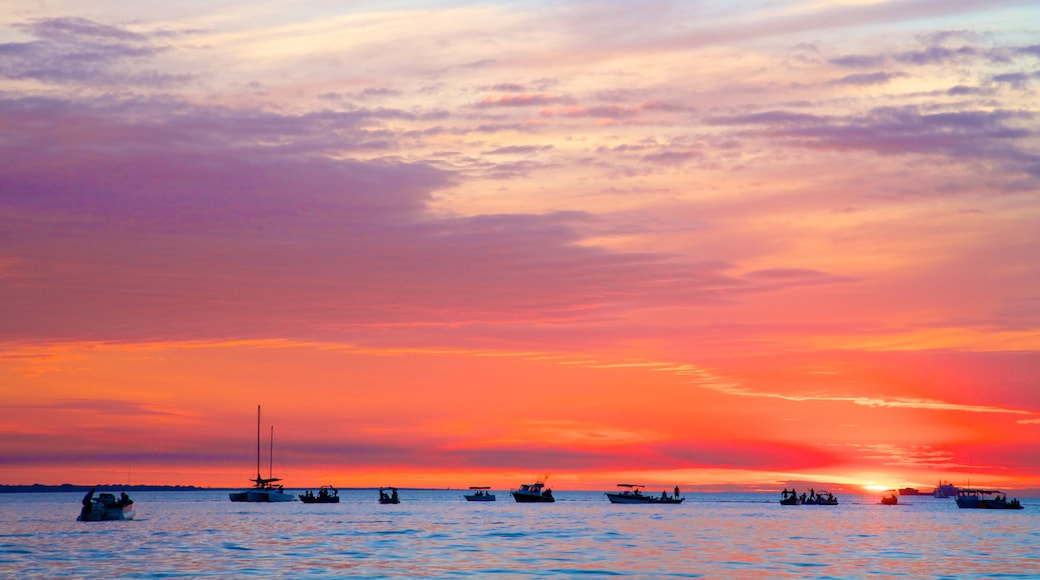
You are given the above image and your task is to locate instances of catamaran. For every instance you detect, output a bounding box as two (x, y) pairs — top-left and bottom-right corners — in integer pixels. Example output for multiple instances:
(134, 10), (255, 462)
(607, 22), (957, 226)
(229, 405), (294, 502)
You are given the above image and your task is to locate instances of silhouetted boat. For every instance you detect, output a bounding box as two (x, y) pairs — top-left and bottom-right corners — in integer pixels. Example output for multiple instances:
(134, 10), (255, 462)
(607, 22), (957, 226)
(898, 487), (923, 496)
(804, 490), (838, 505)
(464, 486), (496, 501)
(229, 405), (294, 502)
(299, 486), (339, 503)
(881, 491), (898, 505)
(955, 489), (1023, 510)
(780, 489), (801, 505)
(932, 481), (960, 498)
(605, 484), (683, 504)
(511, 481), (554, 503)
(379, 487), (400, 504)
(77, 489), (135, 521)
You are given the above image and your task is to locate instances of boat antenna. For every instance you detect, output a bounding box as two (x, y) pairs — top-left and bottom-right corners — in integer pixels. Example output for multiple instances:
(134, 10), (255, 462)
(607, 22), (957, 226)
(270, 425), (274, 479)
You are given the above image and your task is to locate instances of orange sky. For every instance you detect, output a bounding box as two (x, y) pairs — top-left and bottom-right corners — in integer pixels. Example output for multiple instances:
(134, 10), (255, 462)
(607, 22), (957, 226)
(2, 1), (1039, 493)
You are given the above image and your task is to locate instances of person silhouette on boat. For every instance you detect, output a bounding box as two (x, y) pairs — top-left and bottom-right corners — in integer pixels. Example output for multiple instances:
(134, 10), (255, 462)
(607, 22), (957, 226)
(391, 488), (399, 502)
(674, 486), (680, 499)
(809, 488), (815, 500)
(542, 487), (553, 499)
(782, 488), (789, 499)
(379, 488), (389, 501)
(79, 488), (95, 519)
(119, 492), (132, 506)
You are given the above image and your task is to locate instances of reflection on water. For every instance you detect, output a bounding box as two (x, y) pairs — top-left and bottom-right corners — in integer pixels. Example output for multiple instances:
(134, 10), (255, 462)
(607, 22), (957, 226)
(1, 490), (1037, 578)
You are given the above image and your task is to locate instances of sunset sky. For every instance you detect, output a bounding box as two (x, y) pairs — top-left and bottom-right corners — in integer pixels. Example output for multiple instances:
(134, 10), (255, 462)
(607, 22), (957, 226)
(2, 1), (1039, 494)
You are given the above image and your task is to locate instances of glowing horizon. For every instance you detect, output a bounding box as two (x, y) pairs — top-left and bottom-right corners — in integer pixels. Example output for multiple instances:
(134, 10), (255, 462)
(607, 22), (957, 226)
(2, 1), (1039, 494)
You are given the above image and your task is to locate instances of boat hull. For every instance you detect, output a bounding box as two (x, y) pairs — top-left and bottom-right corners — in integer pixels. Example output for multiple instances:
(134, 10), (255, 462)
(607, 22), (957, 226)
(299, 496), (340, 503)
(512, 492), (554, 503)
(956, 498), (1023, 509)
(229, 489), (295, 502)
(465, 494), (496, 501)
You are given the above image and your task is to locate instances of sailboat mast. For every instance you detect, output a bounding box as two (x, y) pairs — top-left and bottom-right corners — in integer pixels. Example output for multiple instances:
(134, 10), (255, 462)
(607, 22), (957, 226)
(269, 425), (274, 479)
(256, 404), (261, 481)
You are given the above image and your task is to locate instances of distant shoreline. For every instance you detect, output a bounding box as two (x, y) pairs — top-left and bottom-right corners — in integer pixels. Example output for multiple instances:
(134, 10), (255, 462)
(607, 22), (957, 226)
(0, 484), (215, 493)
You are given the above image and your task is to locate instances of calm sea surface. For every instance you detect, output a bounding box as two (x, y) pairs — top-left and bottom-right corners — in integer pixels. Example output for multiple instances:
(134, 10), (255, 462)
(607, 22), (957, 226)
(1, 490), (1037, 578)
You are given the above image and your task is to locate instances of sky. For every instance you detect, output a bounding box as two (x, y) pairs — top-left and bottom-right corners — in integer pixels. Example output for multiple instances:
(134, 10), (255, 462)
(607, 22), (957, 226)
(2, 0), (1039, 494)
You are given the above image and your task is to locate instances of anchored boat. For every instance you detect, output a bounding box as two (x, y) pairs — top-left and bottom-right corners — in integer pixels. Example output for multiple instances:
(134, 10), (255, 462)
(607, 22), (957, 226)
(229, 405), (294, 502)
(955, 489), (1023, 510)
(511, 481), (554, 503)
(464, 486), (496, 501)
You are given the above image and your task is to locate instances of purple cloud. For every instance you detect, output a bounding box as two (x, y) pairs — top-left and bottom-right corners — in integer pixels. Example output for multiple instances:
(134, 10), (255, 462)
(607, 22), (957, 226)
(832, 71), (906, 86)
(0, 16), (193, 87)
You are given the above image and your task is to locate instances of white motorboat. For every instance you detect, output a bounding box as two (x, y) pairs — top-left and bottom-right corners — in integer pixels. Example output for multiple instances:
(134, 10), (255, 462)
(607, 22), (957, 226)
(464, 486), (496, 501)
(77, 489), (136, 521)
(605, 484), (683, 504)
(511, 481), (554, 502)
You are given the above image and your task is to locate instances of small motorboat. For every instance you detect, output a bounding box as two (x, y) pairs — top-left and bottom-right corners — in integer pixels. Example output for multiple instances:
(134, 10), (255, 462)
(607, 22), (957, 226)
(804, 490), (838, 505)
(898, 487), (923, 496)
(378, 487), (400, 504)
(511, 481), (554, 503)
(955, 489), (1023, 510)
(464, 486), (496, 501)
(77, 489), (135, 521)
(881, 491), (899, 505)
(605, 484), (683, 504)
(299, 486), (340, 503)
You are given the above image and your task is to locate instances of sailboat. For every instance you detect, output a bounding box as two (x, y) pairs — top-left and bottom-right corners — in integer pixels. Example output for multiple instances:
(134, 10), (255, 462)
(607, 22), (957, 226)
(229, 405), (294, 502)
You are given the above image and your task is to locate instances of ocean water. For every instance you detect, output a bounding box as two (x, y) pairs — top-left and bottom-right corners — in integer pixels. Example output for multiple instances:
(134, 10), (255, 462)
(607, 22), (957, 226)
(1, 489), (1037, 578)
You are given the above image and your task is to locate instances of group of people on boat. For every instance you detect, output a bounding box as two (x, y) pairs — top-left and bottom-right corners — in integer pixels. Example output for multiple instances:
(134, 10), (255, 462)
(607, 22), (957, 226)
(302, 487), (337, 500)
(781, 488), (837, 505)
(984, 494), (1021, 509)
(379, 487), (400, 503)
(78, 488), (135, 521)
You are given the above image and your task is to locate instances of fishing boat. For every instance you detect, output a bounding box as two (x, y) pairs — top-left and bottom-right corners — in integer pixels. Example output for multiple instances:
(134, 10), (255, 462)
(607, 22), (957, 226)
(229, 405), (294, 502)
(379, 487), (400, 504)
(464, 486), (496, 501)
(605, 484), (683, 504)
(299, 486), (340, 503)
(955, 489), (1023, 510)
(881, 491), (899, 505)
(898, 487), (923, 496)
(77, 489), (135, 521)
(511, 481), (554, 503)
